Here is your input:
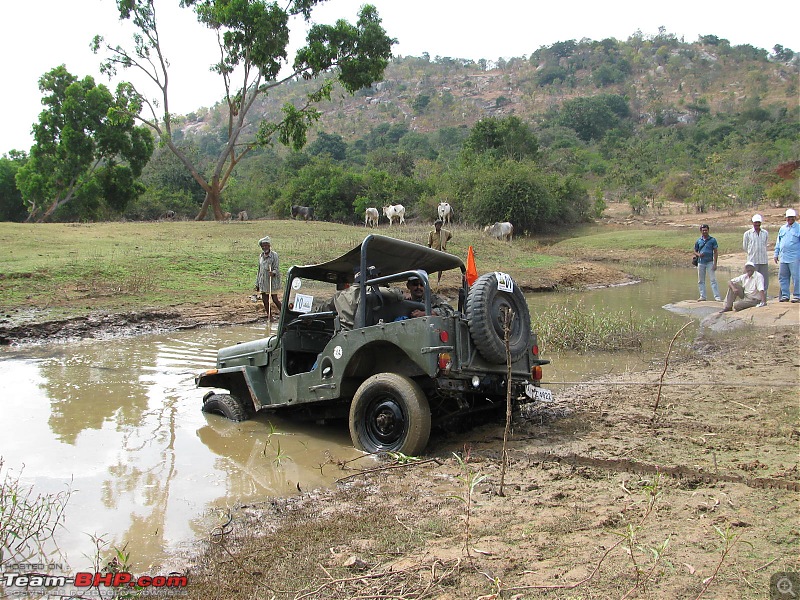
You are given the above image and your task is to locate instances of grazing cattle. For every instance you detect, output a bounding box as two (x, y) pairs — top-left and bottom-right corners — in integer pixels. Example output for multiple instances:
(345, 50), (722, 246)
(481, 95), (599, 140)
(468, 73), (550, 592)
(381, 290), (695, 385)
(291, 205), (314, 221)
(382, 204), (406, 226)
(237, 210), (249, 221)
(365, 207), (379, 228)
(484, 221), (514, 241)
(437, 202), (452, 225)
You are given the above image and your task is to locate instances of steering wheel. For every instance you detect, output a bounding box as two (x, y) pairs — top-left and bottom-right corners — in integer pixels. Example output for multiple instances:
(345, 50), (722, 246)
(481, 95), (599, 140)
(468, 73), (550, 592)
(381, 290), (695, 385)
(285, 311), (337, 330)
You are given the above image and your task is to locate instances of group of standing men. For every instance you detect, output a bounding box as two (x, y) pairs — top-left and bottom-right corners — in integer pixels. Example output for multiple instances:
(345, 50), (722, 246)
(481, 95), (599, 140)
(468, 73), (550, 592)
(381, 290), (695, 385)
(697, 208), (800, 313)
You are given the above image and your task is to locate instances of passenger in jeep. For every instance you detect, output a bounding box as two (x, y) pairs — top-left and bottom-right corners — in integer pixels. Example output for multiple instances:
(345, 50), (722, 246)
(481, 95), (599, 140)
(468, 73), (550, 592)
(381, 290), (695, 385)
(334, 267), (404, 329)
(406, 274), (455, 317)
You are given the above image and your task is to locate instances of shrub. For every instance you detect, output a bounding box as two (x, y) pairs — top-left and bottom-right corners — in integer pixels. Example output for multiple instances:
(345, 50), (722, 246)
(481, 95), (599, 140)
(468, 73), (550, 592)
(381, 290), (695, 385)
(531, 302), (669, 353)
(1, 458), (71, 567)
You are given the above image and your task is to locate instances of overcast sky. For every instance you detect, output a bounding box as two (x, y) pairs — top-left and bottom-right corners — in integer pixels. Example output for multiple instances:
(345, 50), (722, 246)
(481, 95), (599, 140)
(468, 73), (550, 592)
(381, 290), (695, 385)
(2, 0), (798, 155)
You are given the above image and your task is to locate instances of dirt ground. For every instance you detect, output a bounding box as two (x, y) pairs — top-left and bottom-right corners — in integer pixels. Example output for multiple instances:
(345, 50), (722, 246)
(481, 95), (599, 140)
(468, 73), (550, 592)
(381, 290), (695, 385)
(173, 327), (798, 600)
(3, 205), (798, 599)
(598, 200), (792, 232)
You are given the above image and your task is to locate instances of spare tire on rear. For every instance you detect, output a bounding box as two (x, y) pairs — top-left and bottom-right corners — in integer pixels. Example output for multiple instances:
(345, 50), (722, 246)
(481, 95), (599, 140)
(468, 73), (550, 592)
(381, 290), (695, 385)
(465, 272), (531, 364)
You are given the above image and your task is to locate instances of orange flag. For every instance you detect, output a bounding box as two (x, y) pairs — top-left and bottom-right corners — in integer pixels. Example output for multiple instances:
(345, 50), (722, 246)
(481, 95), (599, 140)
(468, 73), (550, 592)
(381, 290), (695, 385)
(466, 245), (478, 286)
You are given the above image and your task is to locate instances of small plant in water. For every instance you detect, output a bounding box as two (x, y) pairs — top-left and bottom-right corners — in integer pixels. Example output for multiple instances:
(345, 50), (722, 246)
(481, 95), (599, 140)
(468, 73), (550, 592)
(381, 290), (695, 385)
(85, 533), (142, 599)
(0, 458), (71, 568)
(531, 301), (670, 353)
(271, 439), (291, 467)
(262, 422), (292, 467)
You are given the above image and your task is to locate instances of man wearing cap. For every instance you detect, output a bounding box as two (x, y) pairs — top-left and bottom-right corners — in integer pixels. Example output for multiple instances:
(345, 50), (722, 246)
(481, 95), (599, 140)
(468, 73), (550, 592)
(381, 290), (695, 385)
(719, 262), (766, 313)
(427, 219), (452, 284)
(774, 208), (800, 302)
(743, 214), (769, 295)
(406, 274), (455, 318)
(255, 236), (282, 319)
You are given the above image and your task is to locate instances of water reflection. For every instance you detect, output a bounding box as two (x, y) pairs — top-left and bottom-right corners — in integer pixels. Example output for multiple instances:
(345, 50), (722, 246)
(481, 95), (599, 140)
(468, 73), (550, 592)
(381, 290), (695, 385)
(0, 326), (361, 571)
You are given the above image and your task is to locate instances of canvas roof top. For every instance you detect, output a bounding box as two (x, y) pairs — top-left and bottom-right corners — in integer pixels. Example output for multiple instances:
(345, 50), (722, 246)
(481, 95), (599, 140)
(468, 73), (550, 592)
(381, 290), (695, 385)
(289, 234), (465, 283)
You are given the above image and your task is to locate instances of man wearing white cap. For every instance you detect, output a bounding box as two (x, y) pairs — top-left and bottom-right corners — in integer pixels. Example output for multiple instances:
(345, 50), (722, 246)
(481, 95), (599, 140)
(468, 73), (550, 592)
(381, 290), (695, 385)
(743, 214), (769, 295)
(774, 208), (800, 302)
(719, 262), (766, 313)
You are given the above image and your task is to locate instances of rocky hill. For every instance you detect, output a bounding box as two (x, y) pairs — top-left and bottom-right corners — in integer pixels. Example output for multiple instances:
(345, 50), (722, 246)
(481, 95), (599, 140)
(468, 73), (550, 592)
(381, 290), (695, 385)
(176, 33), (798, 144)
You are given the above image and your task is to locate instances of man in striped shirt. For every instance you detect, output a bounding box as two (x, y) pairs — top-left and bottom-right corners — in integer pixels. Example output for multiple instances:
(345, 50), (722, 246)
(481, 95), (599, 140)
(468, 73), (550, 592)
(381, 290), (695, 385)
(743, 214), (769, 296)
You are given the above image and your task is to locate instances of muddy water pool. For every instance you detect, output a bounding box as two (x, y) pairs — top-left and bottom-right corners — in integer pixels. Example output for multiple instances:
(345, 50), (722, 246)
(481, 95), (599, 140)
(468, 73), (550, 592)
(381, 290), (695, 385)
(0, 324), (363, 571)
(0, 266), (704, 570)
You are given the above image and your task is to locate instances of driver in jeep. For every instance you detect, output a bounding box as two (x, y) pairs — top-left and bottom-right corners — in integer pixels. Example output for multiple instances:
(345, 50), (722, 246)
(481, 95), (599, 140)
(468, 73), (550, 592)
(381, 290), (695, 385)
(406, 273), (455, 318)
(333, 266), (404, 329)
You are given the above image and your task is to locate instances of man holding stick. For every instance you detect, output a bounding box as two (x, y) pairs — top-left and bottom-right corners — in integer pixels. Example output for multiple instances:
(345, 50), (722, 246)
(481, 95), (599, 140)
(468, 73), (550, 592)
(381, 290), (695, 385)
(255, 236), (282, 321)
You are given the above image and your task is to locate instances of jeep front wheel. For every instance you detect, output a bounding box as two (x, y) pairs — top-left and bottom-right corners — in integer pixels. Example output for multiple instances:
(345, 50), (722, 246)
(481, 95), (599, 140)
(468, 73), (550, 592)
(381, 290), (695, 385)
(201, 392), (252, 422)
(349, 373), (431, 455)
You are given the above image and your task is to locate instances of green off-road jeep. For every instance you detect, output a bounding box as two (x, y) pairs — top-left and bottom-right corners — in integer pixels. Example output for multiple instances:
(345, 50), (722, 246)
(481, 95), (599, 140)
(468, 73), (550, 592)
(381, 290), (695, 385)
(196, 235), (550, 455)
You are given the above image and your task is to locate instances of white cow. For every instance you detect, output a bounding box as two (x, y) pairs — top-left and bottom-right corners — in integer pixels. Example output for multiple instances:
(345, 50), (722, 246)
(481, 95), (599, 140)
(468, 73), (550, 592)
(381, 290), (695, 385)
(437, 202), (452, 225)
(382, 204), (406, 226)
(365, 207), (379, 228)
(484, 221), (514, 241)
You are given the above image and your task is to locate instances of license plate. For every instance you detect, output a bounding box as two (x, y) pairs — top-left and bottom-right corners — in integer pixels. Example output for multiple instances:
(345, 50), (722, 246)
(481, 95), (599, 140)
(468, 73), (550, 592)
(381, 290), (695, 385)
(525, 384), (553, 402)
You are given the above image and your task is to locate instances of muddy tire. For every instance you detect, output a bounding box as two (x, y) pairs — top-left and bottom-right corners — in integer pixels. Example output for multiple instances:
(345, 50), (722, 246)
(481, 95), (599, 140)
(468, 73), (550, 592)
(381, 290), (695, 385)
(349, 373), (431, 455)
(465, 272), (531, 364)
(201, 392), (252, 422)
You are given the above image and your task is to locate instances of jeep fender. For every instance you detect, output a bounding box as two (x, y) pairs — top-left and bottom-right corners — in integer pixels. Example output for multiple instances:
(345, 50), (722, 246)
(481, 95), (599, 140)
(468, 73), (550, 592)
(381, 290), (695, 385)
(338, 326), (444, 383)
(195, 366), (270, 411)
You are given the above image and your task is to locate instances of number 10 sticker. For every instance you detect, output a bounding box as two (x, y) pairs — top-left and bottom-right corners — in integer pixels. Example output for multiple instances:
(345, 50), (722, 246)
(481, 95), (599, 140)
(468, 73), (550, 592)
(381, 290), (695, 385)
(495, 271), (514, 293)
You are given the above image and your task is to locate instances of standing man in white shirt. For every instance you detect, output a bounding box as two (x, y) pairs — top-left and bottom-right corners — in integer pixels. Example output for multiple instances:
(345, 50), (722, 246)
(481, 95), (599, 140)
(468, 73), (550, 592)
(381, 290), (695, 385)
(743, 214), (769, 298)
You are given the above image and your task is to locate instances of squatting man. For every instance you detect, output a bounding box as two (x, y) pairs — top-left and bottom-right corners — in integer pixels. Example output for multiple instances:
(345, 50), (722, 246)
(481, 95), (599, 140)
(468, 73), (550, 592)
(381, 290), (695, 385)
(718, 262), (766, 313)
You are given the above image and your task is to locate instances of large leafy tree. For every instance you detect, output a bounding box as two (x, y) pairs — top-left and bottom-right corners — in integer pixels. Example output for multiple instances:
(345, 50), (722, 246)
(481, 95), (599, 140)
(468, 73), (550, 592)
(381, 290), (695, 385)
(94, 0), (394, 221)
(308, 132), (348, 161)
(16, 66), (154, 222)
(465, 160), (557, 232)
(0, 151), (28, 222)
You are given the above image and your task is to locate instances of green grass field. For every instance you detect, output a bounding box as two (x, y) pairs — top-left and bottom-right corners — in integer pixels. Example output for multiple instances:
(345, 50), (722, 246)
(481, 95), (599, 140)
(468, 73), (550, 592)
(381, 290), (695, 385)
(0, 220), (706, 315)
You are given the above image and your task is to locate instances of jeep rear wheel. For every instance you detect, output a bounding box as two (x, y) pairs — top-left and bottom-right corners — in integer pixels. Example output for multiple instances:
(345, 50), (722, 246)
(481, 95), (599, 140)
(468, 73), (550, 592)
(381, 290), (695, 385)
(201, 392), (252, 422)
(349, 373), (431, 455)
(465, 272), (531, 364)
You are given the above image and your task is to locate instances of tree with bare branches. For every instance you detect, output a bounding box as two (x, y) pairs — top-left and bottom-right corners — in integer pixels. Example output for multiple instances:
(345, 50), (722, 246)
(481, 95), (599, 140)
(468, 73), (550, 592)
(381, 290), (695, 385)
(93, 0), (394, 221)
